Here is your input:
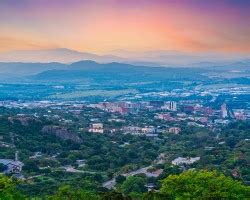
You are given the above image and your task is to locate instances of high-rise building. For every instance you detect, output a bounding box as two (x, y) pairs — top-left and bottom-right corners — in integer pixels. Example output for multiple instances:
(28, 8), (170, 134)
(221, 103), (228, 118)
(169, 101), (177, 111)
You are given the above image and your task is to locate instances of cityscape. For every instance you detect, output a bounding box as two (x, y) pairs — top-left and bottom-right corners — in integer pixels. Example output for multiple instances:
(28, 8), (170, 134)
(0, 0), (250, 199)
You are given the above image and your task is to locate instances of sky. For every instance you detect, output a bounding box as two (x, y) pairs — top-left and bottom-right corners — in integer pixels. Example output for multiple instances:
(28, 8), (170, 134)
(0, 0), (250, 55)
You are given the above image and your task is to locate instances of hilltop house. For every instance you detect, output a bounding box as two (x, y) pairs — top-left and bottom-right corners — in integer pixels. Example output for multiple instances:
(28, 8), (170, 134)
(0, 159), (24, 174)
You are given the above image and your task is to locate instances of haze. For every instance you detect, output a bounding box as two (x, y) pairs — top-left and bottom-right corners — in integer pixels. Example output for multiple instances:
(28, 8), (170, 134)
(1, 0), (250, 60)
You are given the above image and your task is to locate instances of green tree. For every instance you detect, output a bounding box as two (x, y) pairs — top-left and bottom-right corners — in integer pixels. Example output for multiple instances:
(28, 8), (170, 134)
(49, 185), (100, 200)
(142, 191), (171, 200)
(121, 176), (147, 195)
(115, 175), (126, 185)
(0, 175), (25, 200)
(0, 163), (6, 172)
(160, 170), (250, 199)
(101, 191), (131, 200)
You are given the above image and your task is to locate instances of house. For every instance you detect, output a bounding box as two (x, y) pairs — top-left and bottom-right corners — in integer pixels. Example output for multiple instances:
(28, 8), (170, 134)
(0, 151), (24, 174)
(122, 126), (158, 137)
(155, 113), (174, 121)
(172, 157), (200, 166)
(122, 126), (141, 135)
(89, 123), (104, 133)
(146, 183), (156, 191)
(76, 159), (86, 167)
(0, 159), (24, 174)
(141, 126), (156, 134)
(169, 127), (181, 134)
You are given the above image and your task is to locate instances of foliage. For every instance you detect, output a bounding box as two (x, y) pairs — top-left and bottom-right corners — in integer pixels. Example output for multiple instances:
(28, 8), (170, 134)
(142, 191), (171, 200)
(0, 163), (6, 172)
(121, 176), (147, 195)
(100, 191), (131, 200)
(115, 175), (126, 185)
(160, 170), (250, 199)
(49, 185), (100, 200)
(0, 175), (25, 200)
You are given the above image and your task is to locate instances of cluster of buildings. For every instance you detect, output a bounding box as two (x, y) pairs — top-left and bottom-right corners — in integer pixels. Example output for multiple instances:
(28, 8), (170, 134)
(171, 156), (200, 166)
(87, 123), (181, 136)
(0, 151), (23, 175)
(89, 101), (178, 114)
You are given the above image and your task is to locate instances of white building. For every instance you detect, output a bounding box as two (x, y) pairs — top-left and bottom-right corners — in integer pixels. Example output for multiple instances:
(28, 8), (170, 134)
(141, 126), (156, 134)
(221, 103), (228, 118)
(172, 157), (200, 166)
(169, 127), (181, 134)
(88, 123), (104, 133)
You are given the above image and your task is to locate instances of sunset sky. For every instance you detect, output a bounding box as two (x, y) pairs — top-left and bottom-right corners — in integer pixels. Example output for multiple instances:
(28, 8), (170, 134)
(1, 0), (250, 54)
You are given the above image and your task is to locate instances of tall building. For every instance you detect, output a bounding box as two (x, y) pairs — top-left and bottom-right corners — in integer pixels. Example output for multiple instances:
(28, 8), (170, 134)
(169, 101), (177, 111)
(221, 103), (228, 118)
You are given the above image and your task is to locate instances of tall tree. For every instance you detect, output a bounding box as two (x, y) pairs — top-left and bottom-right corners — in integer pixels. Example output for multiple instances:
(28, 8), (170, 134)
(160, 170), (250, 199)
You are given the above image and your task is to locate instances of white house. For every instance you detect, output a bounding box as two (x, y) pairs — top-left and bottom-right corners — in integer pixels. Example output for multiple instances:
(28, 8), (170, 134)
(172, 157), (200, 166)
(89, 123), (104, 133)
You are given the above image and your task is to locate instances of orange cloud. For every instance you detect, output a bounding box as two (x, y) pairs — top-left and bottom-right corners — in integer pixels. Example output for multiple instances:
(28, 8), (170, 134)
(0, 0), (250, 54)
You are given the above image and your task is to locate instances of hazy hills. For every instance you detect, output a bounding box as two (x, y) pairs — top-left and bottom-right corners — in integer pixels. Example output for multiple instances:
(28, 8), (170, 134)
(0, 48), (249, 67)
(32, 60), (208, 82)
(0, 59), (249, 83)
(0, 62), (66, 76)
(0, 48), (123, 64)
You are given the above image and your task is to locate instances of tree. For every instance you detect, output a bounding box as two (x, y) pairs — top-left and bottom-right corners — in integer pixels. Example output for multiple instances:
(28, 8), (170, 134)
(49, 185), (100, 200)
(142, 191), (171, 200)
(22, 159), (39, 173)
(121, 176), (147, 195)
(0, 175), (25, 200)
(160, 170), (250, 199)
(101, 191), (131, 200)
(0, 163), (6, 172)
(115, 175), (126, 185)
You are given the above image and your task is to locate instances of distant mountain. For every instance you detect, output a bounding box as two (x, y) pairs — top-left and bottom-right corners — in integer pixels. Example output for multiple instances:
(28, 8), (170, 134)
(0, 48), (123, 63)
(0, 59), (249, 83)
(0, 62), (66, 76)
(111, 50), (250, 67)
(1, 48), (249, 67)
(31, 60), (208, 83)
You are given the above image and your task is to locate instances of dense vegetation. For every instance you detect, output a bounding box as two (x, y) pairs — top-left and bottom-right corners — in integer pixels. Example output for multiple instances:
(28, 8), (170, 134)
(0, 106), (249, 198)
(1, 170), (249, 199)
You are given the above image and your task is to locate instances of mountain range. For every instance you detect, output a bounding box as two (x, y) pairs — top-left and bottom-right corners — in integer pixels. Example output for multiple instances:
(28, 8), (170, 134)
(0, 60), (248, 84)
(0, 48), (249, 67)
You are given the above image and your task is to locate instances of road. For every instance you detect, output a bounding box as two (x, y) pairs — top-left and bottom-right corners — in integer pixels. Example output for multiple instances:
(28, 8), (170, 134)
(102, 166), (152, 189)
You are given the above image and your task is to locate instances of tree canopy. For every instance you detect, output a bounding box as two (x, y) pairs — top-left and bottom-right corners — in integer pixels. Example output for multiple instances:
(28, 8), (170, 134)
(160, 170), (250, 199)
(0, 175), (25, 200)
(121, 176), (147, 195)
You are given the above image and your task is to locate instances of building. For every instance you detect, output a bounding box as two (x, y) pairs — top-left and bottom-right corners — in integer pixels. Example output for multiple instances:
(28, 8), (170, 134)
(88, 123), (104, 133)
(182, 105), (194, 113)
(171, 157), (200, 166)
(221, 103), (228, 118)
(141, 126), (156, 134)
(169, 101), (177, 111)
(169, 127), (181, 134)
(76, 159), (86, 167)
(0, 151), (24, 174)
(155, 113), (174, 121)
(149, 101), (164, 109)
(122, 126), (158, 137)
(234, 110), (246, 120)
